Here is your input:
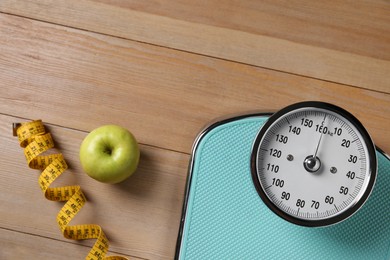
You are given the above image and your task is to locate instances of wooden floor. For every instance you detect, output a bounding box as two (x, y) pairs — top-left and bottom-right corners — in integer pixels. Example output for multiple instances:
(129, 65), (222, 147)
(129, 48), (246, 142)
(0, 1), (389, 259)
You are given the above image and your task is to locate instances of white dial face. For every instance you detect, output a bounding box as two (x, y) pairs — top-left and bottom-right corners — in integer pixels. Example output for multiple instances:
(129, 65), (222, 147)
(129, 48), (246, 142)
(254, 105), (376, 226)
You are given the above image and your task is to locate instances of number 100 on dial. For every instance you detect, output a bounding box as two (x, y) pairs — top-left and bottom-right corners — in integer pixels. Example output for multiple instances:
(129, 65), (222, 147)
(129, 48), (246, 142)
(251, 102), (377, 227)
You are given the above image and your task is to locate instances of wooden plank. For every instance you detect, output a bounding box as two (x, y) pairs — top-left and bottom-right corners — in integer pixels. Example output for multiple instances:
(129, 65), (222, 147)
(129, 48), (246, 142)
(92, 0), (390, 60)
(0, 228), (140, 260)
(0, 114), (188, 259)
(1, 2), (389, 259)
(0, 14), (389, 153)
(0, 0), (389, 92)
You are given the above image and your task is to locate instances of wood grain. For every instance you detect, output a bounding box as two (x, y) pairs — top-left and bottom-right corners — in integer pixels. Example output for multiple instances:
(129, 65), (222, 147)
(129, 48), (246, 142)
(1, 0), (389, 92)
(0, 1), (389, 259)
(0, 14), (389, 154)
(95, 0), (390, 60)
(0, 228), (143, 260)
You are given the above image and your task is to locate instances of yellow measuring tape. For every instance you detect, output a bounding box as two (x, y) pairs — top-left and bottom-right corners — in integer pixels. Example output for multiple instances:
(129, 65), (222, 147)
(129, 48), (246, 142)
(14, 120), (128, 260)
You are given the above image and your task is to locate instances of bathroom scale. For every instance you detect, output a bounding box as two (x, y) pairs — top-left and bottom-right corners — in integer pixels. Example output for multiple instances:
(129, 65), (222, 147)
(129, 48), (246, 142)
(175, 101), (390, 260)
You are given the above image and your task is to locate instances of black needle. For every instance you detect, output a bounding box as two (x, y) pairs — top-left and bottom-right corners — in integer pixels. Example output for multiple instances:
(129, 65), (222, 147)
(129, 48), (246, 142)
(304, 114), (327, 173)
(313, 114), (327, 158)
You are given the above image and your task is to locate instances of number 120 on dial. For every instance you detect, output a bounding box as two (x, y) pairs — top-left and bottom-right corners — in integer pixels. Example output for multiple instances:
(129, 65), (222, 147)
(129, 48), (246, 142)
(251, 102), (377, 227)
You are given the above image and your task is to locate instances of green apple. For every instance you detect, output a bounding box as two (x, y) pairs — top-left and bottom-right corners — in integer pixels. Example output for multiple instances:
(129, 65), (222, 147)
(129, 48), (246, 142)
(79, 125), (140, 184)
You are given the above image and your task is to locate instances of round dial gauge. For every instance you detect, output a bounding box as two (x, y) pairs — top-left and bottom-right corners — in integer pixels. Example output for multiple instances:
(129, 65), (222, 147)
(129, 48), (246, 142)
(251, 102), (377, 227)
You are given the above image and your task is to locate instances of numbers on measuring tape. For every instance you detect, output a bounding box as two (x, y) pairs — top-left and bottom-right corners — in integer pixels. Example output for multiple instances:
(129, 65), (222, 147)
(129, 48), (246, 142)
(14, 120), (127, 260)
(251, 102), (377, 227)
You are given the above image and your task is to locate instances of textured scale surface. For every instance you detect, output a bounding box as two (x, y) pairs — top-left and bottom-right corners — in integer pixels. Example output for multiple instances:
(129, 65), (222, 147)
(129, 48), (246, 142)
(179, 116), (390, 259)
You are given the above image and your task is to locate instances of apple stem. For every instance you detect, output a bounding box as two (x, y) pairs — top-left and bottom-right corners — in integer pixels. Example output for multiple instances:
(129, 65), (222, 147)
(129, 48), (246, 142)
(103, 148), (112, 155)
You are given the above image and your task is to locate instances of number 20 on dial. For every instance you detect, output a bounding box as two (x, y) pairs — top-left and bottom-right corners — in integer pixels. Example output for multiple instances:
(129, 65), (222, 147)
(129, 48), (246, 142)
(251, 101), (377, 227)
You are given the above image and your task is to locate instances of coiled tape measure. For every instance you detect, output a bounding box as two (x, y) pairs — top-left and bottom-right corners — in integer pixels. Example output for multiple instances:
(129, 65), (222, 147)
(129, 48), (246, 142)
(13, 120), (127, 260)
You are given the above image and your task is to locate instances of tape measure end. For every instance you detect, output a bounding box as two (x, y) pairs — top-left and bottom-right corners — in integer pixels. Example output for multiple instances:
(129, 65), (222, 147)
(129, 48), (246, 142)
(12, 123), (21, 136)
